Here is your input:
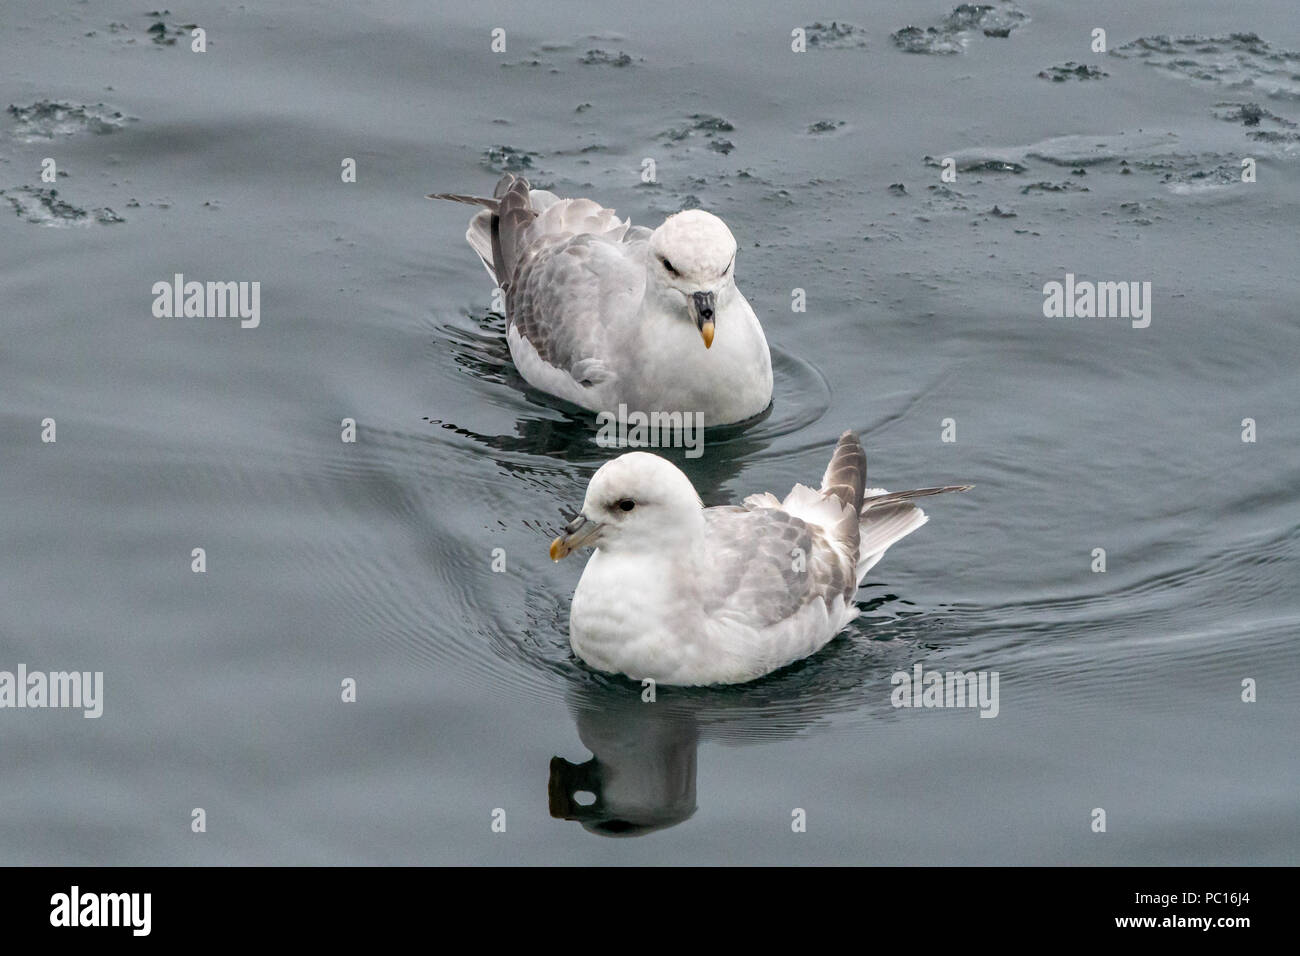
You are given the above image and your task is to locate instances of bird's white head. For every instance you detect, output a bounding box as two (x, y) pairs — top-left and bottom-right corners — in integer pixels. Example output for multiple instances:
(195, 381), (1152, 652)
(646, 209), (739, 349)
(550, 452), (704, 560)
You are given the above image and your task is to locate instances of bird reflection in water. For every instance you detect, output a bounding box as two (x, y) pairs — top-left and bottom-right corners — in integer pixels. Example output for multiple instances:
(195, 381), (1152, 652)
(549, 692), (699, 837)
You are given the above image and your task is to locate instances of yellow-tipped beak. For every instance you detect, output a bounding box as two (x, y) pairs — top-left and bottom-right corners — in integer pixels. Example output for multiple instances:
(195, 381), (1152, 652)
(550, 514), (602, 561)
(691, 291), (717, 348)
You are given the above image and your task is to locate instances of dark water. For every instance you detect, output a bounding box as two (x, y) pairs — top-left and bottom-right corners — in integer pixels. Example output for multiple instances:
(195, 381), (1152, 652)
(1, 0), (1297, 863)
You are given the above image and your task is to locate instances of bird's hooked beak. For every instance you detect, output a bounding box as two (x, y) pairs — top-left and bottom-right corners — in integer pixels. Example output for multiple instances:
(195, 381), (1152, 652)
(689, 291), (716, 349)
(549, 513), (604, 560)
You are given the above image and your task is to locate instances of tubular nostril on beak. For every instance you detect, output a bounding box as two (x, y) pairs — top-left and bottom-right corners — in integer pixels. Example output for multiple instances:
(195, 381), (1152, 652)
(692, 291), (716, 322)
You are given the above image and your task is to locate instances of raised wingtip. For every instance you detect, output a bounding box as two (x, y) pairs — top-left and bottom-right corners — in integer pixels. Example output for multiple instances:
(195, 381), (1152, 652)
(822, 431), (867, 512)
(427, 191), (501, 209)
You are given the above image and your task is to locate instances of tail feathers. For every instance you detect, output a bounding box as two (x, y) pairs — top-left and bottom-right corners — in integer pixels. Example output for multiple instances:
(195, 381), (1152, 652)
(855, 484), (970, 581)
(426, 172), (525, 209)
(820, 431), (867, 513)
(856, 503), (930, 581)
(465, 210), (497, 283)
(861, 484), (972, 513)
(426, 191), (500, 209)
(810, 431), (866, 565)
(429, 188), (502, 283)
(491, 174), (535, 289)
(429, 173), (536, 289)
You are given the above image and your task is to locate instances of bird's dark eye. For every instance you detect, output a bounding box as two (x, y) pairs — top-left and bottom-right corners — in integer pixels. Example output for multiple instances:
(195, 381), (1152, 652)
(616, 498), (636, 512)
(661, 258), (678, 276)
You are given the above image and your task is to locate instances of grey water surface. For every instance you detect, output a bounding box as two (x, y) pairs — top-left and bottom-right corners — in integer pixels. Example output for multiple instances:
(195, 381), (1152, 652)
(1, 0), (1297, 864)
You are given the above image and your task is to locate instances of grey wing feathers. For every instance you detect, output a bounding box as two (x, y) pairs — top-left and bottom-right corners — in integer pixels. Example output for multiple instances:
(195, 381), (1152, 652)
(507, 235), (617, 385)
(815, 430), (867, 561)
(429, 173), (537, 288)
(426, 191), (499, 209)
(432, 175), (643, 386)
(862, 484), (973, 512)
(821, 431), (867, 512)
(426, 171), (523, 213)
(702, 508), (854, 629)
(491, 174), (537, 288)
(856, 483), (971, 579)
(697, 443), (971, 641)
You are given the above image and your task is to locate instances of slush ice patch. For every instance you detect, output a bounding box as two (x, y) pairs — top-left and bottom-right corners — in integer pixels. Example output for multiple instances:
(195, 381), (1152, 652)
(807, 120), (847, 134)
(1020, 180), (1090, 195)
(6, 101), (127, 141)
(801, 22), (869, 50)
(1112, 32), (1300, 101)
(1212, 101), (1296, 131)
(0, 186), (125, 226)
(483, 145), (538, 173)
(578, 49), (634, 67)
(925, 153), (1027, 174)
(892, 3), (1028, 55)
(1038, 62), (1108, 82)
(661, 115), (736, 149)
